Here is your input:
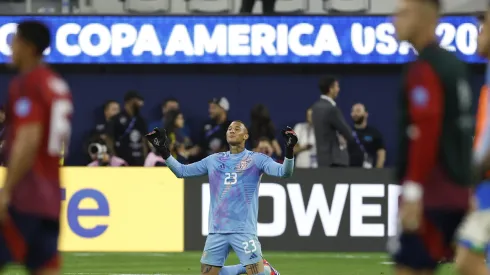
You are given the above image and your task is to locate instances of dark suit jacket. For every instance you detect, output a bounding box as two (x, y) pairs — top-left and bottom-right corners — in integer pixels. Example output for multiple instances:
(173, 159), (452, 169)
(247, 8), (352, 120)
(311, 97), (353, 167)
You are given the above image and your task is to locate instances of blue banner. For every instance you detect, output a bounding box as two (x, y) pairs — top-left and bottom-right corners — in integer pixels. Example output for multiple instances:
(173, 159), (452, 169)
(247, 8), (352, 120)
(0, 15), (483, 64)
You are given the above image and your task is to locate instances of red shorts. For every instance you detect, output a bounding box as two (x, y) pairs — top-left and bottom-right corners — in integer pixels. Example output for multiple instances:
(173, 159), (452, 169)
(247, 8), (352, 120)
(0, 207), (60, 271)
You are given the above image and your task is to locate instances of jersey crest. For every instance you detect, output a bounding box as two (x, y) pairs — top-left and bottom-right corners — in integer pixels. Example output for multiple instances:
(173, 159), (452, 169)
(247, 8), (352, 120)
(235, 156), (252, 171)
(14, 97), (31, 118)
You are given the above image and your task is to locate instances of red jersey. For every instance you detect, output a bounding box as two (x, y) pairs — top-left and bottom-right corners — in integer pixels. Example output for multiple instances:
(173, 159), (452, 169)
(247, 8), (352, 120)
(5, 66), (73, 219)
(396, 44), (472, 210)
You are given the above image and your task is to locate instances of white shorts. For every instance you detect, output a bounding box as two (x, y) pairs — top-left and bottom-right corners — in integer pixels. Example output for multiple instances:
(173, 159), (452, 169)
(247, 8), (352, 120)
(458, 210), (490, 252)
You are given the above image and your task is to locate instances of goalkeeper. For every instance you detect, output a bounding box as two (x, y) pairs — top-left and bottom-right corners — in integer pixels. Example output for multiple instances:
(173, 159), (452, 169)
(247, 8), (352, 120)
(146, 121), (296, 275)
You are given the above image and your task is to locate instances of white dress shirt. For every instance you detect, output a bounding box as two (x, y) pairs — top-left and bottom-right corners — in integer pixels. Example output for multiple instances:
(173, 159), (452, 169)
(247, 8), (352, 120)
(293, 122), (317, 168)
(321, 95), (336, 106)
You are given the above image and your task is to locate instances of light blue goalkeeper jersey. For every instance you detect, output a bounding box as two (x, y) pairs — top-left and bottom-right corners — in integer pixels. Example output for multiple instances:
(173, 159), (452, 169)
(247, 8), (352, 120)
(166, 149), (294, 234)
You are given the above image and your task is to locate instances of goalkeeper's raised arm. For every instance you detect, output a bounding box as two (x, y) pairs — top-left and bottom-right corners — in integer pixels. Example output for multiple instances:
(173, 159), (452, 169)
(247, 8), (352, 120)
(257, 126), (297, 178)
(145, 121), (297, 179)
(145, 128), (209, 178)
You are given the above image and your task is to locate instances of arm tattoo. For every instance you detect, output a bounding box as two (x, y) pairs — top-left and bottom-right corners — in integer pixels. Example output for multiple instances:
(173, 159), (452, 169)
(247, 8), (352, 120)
(247, 263), (259, 274)
(201, 264), (212, 274)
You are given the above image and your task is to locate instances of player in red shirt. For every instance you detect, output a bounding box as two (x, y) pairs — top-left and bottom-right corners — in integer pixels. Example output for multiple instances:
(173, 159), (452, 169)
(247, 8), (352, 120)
(390, 0), (473, 274)
(0, 21), (72, 275)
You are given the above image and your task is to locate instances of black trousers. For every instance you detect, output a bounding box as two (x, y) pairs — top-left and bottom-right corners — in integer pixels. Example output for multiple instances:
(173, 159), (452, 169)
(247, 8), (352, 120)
(240, 0), (275, 14)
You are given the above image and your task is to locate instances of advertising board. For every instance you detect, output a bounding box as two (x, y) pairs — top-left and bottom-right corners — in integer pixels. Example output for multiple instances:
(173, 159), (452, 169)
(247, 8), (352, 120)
(184, 168), (399, 252)
(0, 168), (184, 252)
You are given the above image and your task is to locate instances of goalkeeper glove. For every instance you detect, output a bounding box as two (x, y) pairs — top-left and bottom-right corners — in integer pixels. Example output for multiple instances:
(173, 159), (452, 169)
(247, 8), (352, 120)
(282, 126), (298, 159)
(145, 128), (171, 160)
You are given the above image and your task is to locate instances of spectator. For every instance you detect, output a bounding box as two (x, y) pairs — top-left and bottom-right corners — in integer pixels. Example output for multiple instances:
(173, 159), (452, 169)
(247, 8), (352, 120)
(249, 104), (282, 157)
(106, 90), (148, 166)
(254, 137), (274, 157)
(348, 103), (386, 168)
(311, 75), (353, 167)
(148, 98), (178, 132)
(93, 100), (120, 140)
(293, 107), (317, 168)
(87, 137), (127, 167)
(197, 97), (232, 158)
(148, 98), (191, 137)
(164, 110), (194, 163)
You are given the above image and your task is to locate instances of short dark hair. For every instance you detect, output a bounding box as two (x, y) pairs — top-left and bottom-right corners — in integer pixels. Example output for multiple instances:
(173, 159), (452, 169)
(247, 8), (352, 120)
(124, 90), (143, 102)
(429, 0), (441, 10)
(318, 75), (338, 95)
(417, 0), (440, 11)
(255, 137), (272, 148)
(103, 100), (118, 111)
(232, 120), (246, 126)
(17, 21), (50, 56)
(162, 97), (179, 108)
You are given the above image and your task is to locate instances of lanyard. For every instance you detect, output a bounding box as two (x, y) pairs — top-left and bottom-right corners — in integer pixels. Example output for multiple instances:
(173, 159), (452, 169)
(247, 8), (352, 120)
(352, 131), (366, 153)
(353, 131), (373, 165)
(205, 124), (222, 138)
(118, 117), (137, 142)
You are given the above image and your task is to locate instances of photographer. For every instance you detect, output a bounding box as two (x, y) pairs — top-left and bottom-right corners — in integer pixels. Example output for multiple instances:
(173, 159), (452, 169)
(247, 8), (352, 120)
(87, 138), (127, 167)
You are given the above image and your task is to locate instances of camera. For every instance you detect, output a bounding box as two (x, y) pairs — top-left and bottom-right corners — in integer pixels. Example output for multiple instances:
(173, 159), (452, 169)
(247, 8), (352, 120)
(88, 142), (108, 160)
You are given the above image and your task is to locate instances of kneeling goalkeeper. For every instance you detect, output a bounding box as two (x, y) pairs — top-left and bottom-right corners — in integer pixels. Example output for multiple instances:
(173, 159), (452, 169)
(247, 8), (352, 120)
(146, 121), (296, 275)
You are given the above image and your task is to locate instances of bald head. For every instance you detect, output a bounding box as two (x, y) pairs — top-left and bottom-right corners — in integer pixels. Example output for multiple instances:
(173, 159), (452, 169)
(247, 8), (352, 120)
(352, 103), (366, 113)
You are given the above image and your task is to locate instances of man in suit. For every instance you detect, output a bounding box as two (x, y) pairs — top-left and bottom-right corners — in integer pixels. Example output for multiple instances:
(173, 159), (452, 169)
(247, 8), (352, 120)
(312, 75), (353, 167)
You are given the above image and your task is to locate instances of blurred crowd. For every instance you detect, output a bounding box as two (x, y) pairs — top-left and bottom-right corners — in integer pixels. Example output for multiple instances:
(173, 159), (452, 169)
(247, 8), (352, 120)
(80, 75), (386, 168)
(0, 0), (376, 14)
(0, 0), (293, 14)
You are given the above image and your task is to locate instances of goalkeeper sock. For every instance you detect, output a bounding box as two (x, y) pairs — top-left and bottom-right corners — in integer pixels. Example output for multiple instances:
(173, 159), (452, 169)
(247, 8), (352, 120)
(219, 264), (246, 275)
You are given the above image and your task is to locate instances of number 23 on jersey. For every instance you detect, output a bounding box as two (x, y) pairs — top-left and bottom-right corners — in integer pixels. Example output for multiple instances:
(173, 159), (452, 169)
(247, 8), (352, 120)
(224, 172), (238, 185)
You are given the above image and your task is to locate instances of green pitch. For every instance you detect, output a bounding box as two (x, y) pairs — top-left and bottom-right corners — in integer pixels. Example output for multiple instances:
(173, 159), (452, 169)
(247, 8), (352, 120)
(3, 252), (457, 275)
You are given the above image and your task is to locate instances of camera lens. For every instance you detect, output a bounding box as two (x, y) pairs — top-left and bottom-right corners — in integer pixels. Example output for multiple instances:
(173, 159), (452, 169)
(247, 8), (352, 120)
(89, 143), (99, 154)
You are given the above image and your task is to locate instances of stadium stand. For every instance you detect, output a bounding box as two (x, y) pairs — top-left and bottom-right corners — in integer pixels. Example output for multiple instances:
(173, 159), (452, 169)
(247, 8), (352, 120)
(123, 0), (171, 13)
(274, 0), (308, 14)
(0, 0), (485, 14)
(325, 0), (369, 14)
(185, 0), (234, 14)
